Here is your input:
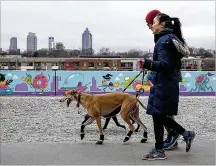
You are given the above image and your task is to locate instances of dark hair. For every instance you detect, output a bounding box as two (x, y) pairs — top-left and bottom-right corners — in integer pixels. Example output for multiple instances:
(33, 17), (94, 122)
(156, 13), (185, 44)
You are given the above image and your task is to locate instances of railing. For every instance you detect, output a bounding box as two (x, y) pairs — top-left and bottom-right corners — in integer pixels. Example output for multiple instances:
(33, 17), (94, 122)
(0, 68), (215, 71)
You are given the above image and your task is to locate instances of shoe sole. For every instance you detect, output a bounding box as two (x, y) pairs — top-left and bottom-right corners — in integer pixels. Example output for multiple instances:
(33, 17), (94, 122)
(164, 145), (178, 151)
(142, 157), (167, 160)
(164, 135), (180, 150)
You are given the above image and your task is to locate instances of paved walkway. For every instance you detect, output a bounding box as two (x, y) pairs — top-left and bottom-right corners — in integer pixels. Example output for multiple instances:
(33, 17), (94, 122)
(1, 140), (215, 165)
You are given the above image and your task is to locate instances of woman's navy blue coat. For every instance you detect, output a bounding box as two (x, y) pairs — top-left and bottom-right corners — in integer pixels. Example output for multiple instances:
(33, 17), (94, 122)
(143, 29), (182, 116)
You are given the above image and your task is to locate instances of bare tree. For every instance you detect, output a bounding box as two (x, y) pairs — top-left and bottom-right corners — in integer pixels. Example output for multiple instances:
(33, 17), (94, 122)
(49, 49), (68, 58)
(201, 59), (215, 71)
(196, 48), (213, 58)
(188, 47), (196, 57)
(37, 49), (49, 57)
(116, 52), (128, 58)
(125, 49), (148, 58)
(97, 47), (112, 55)
(67, 49), (81, 57)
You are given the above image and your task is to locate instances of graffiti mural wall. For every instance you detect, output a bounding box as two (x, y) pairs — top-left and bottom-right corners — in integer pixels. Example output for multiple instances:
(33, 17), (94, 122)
(0, 70), (215, 96)
(0, 71), (54, 95)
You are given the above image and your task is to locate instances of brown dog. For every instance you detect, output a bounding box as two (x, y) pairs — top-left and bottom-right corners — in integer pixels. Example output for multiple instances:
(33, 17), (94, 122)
(60, 90), (148, 144)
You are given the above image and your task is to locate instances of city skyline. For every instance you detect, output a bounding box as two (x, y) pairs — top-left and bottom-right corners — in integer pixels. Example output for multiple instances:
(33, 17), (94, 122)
(1, 1), (215, 52)
(4, 28), (93, 52)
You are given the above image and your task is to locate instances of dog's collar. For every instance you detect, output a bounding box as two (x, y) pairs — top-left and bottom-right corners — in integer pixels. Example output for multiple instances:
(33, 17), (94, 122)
(76, 93), (81, 108)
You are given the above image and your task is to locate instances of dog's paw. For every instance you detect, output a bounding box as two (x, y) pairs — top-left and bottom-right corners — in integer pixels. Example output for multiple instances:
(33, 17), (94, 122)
(140, 138), (147, 143)
(123, 136), (130, 143)
(80, 133), (85, 140)
(96, 140), (103, 145)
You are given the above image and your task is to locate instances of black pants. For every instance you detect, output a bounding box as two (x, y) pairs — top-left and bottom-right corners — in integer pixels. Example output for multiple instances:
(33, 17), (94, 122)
(164, 116), (175, 134)
(153, 115), (185, 150)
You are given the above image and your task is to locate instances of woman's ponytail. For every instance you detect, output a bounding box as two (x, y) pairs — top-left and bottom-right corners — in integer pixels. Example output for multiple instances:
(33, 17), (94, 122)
(171, 17), (185, 44)
(157, 13), (186, 44)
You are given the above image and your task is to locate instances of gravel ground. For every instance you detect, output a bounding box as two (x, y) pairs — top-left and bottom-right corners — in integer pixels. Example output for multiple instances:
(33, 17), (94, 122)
(0, 96), (215, 143)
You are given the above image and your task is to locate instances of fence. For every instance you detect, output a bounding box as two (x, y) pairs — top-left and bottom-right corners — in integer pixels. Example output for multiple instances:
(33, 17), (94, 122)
(0, 70), (215, 96)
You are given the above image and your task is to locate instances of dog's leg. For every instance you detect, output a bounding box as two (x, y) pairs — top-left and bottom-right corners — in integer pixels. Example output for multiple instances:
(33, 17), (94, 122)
(82, 114), (91, 125)
(80, 117), (95, 140)
(130, 108), (148, 143)
(130, 117), (140, 132)
(103, 117), (111, 130)
(130, 115), (148, 143)
(131, 105), (143, 133)
(129, 112), (140, 132)
(130, 117), (136, 124)
(120, 110), (135, 143)
(121, 115), (135, 143)
(95, 117), (104, 145)
(130, 116), (139, 132)
(112, 116), (126, 129)
(134, 124), (140, 132)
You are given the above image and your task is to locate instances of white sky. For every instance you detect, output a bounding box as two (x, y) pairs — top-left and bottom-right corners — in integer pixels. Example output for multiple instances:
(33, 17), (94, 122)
(1, 1), (215, 52)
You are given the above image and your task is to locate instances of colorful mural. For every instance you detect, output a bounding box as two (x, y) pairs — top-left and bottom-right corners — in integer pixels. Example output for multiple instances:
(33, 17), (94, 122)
(0, 71), (55, 95)
(0, 70), (215, 96)
(0, 73), (13, 95)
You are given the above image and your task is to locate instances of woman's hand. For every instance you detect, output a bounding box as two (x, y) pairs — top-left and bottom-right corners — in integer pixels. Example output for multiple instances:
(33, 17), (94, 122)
(139, 58), (145, 70)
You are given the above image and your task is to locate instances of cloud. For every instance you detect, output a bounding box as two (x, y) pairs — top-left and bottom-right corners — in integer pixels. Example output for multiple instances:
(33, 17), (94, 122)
(7, 73), (12, 77)
(118, 73), (123, 77)
(125, 76), (130, 81)
(115, 77), (120, 81)
(68, 74), (75, 79)
(13, 75), (18, 79)
(185, 72), (191, 78)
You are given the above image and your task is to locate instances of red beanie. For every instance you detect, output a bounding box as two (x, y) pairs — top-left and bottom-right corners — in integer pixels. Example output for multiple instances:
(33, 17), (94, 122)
(145, 9), (161, 24)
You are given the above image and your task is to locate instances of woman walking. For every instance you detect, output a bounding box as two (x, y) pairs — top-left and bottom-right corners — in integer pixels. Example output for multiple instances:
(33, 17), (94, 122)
(141, 12), (195, 160)
(145, 9), (181, 151)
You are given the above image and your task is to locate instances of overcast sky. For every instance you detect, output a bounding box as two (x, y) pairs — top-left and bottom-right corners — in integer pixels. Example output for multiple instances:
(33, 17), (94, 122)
(0, 1), (215, 53)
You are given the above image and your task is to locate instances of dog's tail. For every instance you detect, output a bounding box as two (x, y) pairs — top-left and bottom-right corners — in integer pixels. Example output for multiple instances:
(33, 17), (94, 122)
(136, 98), (147, 110)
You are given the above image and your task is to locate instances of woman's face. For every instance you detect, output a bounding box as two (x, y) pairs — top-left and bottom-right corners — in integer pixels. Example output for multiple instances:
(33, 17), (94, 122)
(152, 16), (165, 34)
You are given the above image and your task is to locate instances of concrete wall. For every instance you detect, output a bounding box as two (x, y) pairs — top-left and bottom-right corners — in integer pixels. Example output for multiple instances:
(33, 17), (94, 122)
(0, 70), (215, 96)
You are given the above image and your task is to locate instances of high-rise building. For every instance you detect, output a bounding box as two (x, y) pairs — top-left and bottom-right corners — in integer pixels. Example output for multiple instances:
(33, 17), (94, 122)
(9, 37), (17, 50)
(9, 37), (20, 55)
(27, 32), (37, 54)
(48, 37), (55, 50)
(82, 28), (93, 55)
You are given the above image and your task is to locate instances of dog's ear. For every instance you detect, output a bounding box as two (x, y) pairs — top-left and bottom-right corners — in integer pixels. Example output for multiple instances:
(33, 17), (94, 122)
(70, 89), (78, 96)
(65, 90), (69, 95)
(65, 90), (74, 96)
(69, 90), (74, 94)
(74, 89), (79, 93)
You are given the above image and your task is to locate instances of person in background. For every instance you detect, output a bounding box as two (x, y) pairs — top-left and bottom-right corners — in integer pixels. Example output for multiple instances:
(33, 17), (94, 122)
(145, 9), (181, 151)
(141, 12), (195, 160)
